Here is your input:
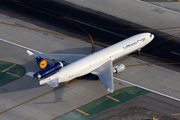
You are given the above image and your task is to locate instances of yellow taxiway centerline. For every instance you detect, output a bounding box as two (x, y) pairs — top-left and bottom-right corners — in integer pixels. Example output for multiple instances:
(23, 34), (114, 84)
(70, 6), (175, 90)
(76, 109), (90, 116)
(6, 72), (20, 78)
(106, 95), (119, 102)
(2, 64), (16, 72)
(172, 113), (180, 116)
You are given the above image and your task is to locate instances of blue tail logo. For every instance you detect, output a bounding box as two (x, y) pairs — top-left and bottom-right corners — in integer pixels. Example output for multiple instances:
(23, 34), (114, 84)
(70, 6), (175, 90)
(35, 56), (53, 69)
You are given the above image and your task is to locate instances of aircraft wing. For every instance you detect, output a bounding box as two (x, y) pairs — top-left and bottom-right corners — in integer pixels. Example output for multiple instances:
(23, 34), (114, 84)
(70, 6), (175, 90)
(91, 60), (114, 93)
(27, 50), (87, 63)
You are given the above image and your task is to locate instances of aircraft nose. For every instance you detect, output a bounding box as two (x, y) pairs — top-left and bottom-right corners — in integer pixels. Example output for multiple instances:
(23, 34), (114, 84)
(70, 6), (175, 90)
(149, 33), (154, 41)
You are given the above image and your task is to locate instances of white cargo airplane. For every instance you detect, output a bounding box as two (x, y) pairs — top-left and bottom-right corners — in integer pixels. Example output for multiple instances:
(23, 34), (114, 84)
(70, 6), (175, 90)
(26, 33), (154, 93)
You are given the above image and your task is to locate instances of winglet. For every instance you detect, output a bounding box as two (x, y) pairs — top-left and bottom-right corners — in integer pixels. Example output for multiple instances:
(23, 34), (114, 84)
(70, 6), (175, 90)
(26, 50), (33, 56)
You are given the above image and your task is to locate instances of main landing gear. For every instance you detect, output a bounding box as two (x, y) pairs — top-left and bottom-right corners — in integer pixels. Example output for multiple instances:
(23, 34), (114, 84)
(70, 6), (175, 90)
(137, 49), (141, 54)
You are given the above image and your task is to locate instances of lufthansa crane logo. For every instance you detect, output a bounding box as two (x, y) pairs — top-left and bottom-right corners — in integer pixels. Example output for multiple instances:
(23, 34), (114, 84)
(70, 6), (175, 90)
(40, 60), (47, 69)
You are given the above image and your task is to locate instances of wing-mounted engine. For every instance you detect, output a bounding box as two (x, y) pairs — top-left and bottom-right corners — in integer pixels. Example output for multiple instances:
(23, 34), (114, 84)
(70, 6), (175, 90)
(113, 64), (125, 74)
(33, 56), (63, 79)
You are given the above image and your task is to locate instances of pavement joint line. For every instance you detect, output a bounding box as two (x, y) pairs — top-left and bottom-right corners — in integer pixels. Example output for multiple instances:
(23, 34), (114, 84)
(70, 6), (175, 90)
(43, 7), (180, 31)
(106, 95), (119, 102)
(76, 109), (90, 116)
(137, 0), (180, 15)
(6, 72), (20, 78)
(2, 64), (16, 72)
(64, 16), (127, 38)
(114, 77), (180, 102)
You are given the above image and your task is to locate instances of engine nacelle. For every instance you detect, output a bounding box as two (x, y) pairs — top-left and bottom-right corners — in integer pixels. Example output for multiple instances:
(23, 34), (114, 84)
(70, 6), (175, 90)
(33, 62), (63, 79)
(113, 64), (125, 74)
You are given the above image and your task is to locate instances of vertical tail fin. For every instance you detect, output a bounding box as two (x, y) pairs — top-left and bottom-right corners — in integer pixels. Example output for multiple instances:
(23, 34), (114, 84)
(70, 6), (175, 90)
(35, 56), (53, 69)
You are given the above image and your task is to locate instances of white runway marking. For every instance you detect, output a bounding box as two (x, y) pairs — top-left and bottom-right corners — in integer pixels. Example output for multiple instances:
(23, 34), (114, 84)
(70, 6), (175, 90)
(0, 38), (42, 53)
(114, 77), (180, 102)
(171, 51), (180, 56)
(64, 16), (127, 38)
(137, 0), (180, 15)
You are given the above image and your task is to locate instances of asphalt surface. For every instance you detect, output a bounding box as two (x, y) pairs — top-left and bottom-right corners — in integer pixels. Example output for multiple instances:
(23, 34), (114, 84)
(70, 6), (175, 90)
(1, 0), (180, 72)
(92, 92), (180, 120)
(0, 0), (180, 119)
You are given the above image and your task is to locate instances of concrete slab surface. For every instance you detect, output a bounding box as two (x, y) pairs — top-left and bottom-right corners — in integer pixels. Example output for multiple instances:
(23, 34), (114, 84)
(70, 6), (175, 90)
(0, 0), (180, 119)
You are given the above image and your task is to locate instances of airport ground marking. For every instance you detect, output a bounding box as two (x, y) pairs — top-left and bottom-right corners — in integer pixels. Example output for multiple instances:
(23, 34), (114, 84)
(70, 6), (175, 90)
(6, 72), (20, 78)
(2, 64), (16, 72)
(6, 0), (95, 53)
(172, 113), (180, 116)
(0, 38), (42, 54)
(114, 77), (180, 102)
(43, 7), (180, 31)
(171, 51), (180, 56)
(76, 109), (90, 116)
(106, 95), (119, 102)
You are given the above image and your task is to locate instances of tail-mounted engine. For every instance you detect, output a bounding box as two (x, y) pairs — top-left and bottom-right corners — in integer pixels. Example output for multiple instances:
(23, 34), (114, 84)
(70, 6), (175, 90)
(33, 56), (63, 79)
(113, 64), (125, 74)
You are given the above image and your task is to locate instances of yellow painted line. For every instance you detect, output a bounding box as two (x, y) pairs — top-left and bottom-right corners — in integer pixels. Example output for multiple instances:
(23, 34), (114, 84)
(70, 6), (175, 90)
(172, 113), (180, 116)
(106, 95), (119, 102)
(76, 109), (89, 116)
(0, 77), (85, 115)
(6, 72), (20, 78)
(2, 64), (16, 72)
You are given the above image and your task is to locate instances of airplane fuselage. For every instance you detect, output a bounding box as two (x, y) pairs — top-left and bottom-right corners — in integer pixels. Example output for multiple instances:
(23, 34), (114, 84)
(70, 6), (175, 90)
(40, 33), (154, 85)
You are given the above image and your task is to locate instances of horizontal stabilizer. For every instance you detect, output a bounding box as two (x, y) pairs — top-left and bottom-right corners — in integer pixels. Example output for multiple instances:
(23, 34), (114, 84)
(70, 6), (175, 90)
(26, 50), (34, 56)
(26, 72), (35, 77)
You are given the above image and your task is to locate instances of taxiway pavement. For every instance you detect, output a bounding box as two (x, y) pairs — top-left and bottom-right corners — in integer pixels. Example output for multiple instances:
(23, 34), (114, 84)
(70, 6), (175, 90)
(0, 0), (180, 120)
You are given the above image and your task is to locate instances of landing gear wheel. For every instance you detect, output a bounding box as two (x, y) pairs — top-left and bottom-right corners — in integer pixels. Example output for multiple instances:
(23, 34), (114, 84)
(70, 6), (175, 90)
(137, 49), (141, 54)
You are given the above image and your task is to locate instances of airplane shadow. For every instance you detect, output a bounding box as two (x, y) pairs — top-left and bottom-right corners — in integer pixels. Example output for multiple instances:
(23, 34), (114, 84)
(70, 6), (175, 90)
(0, 47), (103, 104)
